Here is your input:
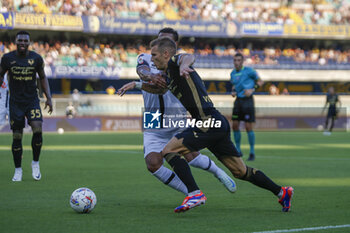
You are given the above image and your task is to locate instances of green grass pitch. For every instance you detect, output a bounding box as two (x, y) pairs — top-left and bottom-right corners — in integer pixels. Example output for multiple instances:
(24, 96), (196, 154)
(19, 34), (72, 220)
(0, 131), (349, 233)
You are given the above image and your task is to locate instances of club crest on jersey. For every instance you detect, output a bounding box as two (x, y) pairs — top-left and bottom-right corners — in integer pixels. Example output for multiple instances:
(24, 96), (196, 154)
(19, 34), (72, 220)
(137, 56), (144, 65)
(28, 59), (34, 65)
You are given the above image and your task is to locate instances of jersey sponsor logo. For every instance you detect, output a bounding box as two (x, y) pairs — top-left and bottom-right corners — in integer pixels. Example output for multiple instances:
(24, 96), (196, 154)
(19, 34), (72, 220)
(28, 59), (34, 65)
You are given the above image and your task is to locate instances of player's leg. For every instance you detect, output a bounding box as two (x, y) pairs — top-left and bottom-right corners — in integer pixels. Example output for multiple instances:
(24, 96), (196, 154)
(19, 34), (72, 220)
(232, 99), (242, 154)
(244, 97), (256, 161)
(162, 135), (206, 212)
(245, 122), (255, 161)
(143, 132), (187, 194)
(12, 129), (24, 181)
(9, 102), (25, 181)
(209, 138), (293, 212)
(184, 151), (236, 193)
(27, 101), (43, 181)
(221, 156), (293, 212)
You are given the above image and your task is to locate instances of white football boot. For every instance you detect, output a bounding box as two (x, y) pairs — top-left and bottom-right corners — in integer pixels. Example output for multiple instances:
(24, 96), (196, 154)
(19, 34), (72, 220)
(12, 168), (23, 182)
(31, 161), (41, 181)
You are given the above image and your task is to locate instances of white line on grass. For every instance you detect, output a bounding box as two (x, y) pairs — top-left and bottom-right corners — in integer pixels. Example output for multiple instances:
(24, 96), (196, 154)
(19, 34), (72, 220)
(252, 224), (350, 233)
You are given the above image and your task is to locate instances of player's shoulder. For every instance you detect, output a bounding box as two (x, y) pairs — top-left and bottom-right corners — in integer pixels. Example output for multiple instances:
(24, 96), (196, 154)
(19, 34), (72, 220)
(1, 51), (15, 59)
(137, 53), (151, 65)
(29, 51), (43, 59)
(244, 66), (255, 72)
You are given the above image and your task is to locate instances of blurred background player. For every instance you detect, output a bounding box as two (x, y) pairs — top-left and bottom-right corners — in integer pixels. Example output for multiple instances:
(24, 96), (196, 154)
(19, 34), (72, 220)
(118, 27), (236, 196)
(0, 74), (9, 128)
(0, 31), (53, 181)
(230, 53), (263, 161)
(322, 86), (341, 135)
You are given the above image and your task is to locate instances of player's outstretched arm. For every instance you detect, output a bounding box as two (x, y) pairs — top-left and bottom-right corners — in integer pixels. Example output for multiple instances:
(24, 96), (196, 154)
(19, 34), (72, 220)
(178, 54), (195, 79)
(38, 69), (53, 114)
(117, 81), (137, 96)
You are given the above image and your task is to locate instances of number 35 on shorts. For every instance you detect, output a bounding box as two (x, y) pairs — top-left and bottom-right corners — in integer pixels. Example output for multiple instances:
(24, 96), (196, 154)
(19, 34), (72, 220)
(30, 109), (42, 120)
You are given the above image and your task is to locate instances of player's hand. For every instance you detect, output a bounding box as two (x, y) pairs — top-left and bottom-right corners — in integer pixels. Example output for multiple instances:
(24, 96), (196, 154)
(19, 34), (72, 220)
(244, 89), (254, 97)
(152, 73), (167, 89)
(117, 81), (136, 96)
(179, 65), (194, 79)
(231, 91), (236, 97)
(45, 98), (53, 115)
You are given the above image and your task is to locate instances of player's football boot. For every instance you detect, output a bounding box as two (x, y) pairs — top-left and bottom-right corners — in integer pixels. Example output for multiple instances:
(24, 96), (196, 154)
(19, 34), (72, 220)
(31, 162), (41, 181)
(247, 153), (255, 161)
(278, 186), (294, 212)
(12, 168), (23, 182)
(215, 169), (237, 193)
(174, 191), (206, 213)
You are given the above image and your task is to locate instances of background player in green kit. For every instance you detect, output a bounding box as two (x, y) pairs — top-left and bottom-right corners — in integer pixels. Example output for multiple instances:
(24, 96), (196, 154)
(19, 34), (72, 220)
(230, 53), (263, 161)
(0, 31), (52, 181)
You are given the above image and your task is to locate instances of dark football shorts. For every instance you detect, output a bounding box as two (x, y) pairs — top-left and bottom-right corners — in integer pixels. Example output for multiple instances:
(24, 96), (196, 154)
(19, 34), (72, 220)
(327, 106), (337, 118)
(175, 112), (241, 158)
(9, 99), (42, 130)
(232, 96), (255, 122)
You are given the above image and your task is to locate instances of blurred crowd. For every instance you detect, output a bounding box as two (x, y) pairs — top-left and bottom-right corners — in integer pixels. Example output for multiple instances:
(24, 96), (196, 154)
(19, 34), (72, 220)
(0, 40), (349, 67)
(1, 0), (350, 24)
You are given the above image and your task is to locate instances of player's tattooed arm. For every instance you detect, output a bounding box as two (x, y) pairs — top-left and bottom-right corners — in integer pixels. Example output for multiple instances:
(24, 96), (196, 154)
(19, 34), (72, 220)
(137, 66), (153, 81)
(117, 80), (167, 96)
(178, 54), (195, 79)
(38, 68), (53, 114)
(141, 82), (167, 95)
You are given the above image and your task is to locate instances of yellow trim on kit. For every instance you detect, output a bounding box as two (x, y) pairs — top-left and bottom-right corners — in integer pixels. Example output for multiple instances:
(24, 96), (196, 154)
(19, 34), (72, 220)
(185, 77), (210, 132)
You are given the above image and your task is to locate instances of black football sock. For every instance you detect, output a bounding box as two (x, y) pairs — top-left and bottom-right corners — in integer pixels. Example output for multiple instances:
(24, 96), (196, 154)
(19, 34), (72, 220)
(242, 166), (281, 196)
(165, 153), (199, 193)
(32, 132), (42, 161)
(12, 139), (23, 168)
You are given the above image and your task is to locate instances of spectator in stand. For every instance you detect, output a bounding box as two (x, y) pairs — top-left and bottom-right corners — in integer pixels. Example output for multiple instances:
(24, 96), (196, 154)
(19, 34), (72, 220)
(269, 84), (280, 95)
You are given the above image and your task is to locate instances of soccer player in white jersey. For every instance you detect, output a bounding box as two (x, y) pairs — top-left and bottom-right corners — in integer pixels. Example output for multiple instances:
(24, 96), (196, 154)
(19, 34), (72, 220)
(0, 74), (9, 127)
(118, 28), (236, 195)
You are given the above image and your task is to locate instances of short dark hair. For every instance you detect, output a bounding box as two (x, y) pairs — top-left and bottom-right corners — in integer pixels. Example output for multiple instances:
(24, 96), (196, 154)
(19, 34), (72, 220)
(16, 30), (30, 37)
(234, 53), (244, 59)
(150, 37), (177, 56)
(158, 27), (179, 42)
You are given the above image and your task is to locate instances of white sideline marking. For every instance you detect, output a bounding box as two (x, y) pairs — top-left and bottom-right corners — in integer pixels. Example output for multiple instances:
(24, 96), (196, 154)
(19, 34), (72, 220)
(252, 224), (350, 233)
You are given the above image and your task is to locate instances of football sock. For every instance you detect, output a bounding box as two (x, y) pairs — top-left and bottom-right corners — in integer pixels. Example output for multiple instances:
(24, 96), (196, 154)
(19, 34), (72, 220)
(12, 139), (23, 168)
(32, 132), (42, 161)
(242, 166), (281, 195)
(152, 165), (188, 195)
(165, 153), (199, 193)
(247, 131), (255, 154)
(188, 153), (220, 176)
(233, 130), (241, 153)
(329, 118), (335, 132)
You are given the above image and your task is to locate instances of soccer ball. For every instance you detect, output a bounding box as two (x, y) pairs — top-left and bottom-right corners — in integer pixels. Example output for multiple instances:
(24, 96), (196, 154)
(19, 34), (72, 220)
(57, 128), (64, 134)
(70, 187), (97, 213)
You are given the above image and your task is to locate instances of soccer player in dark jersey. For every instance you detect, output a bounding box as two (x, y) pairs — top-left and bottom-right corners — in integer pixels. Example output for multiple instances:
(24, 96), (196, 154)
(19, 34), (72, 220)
(147, 37), (293, 213)
(230, 53), (264, 161)
(322, 86), (340, 135)
(0, 31), (52, 181)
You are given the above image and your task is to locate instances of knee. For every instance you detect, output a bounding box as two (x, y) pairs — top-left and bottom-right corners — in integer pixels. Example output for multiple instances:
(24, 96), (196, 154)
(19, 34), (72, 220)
(183, 151), (199, 162)
(145, 153), (163, 173)
(232, 122), (239, 131)
(231, 166), (247, 179)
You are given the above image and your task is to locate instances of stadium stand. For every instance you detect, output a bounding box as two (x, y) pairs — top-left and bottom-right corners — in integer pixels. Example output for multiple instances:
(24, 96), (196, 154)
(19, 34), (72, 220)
(1, 0), (350, 24)
(1, 41), (349, 70)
